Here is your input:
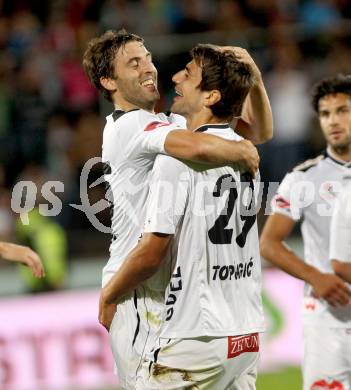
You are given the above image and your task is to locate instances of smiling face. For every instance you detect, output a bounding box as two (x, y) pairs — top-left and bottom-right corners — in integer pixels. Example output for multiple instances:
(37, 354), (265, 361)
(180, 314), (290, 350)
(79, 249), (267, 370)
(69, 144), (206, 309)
(170, 59), (206, 119)
(318, 93), (351, 152)
(101, 41), (159, 111)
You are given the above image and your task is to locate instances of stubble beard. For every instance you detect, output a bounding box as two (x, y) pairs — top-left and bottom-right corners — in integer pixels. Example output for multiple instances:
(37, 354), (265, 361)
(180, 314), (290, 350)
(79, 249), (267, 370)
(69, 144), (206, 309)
(329, 134), (351, 156)
(118, 78), (159, 111)
(127, 89), (159, 111)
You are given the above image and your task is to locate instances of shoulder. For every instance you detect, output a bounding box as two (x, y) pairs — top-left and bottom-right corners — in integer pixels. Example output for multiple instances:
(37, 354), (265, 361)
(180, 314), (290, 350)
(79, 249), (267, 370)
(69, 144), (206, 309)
(164, 112), (187, 128)
(112, 109), (164, 129)
(292, 154), (325, 173)
(152, 154), (190, 180)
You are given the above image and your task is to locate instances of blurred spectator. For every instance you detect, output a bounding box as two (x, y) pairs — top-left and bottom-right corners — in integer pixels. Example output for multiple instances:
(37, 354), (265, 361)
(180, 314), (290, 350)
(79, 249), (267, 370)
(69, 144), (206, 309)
(7, 10), (41, 64)
(12, 57), (49, 178)
(15, 164), (68, 292)
(211, 1), (251, 32)
(16, 208), (67, 292)
(172, 0), (210, 34)
(242, 0), (281, 27)
(0, 164), (14, 242)
(299, 0), (342, 31)
(261, 41), (312, 182)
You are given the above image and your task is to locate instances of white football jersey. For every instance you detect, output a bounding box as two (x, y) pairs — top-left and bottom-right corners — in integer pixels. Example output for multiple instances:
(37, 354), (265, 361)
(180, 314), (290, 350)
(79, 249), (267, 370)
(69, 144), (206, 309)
(101, 109), (186, 286)
(330, 175), (351, 262)
(272, 147), (351, 327)
(144, 124), (265, 339)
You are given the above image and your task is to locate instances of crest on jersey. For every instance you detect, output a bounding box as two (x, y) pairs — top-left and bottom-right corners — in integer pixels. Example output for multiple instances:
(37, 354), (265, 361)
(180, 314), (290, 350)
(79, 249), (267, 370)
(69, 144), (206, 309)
(144, 121), (169, 132)
(320, 181), (337, 201)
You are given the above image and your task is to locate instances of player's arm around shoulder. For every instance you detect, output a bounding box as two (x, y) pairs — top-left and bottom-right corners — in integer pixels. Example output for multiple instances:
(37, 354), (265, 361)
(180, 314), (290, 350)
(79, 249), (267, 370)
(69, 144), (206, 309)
(164, 130), (259, 176)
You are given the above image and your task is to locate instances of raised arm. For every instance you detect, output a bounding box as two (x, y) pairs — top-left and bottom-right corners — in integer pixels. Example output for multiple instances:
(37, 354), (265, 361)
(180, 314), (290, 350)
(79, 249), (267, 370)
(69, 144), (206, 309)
(236, 75), (273, 145)
(220, 47), (273, 144)
(165, 131), (259, 175)
(260, 213), (351, 306)
(0, 241), (45, 278)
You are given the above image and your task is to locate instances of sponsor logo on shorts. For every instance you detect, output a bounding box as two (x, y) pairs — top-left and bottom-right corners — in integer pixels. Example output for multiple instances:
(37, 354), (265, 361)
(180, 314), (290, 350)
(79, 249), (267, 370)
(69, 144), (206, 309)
(227, 333), (259, 359)
(311, 379), (344, 389)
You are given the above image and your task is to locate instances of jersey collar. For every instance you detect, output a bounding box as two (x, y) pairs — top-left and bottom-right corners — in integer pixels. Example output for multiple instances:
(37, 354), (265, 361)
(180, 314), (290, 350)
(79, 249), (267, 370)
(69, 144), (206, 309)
(112, 108), (140, 122)
(325, 147), (351, 167)
(194, 123), (230, 133)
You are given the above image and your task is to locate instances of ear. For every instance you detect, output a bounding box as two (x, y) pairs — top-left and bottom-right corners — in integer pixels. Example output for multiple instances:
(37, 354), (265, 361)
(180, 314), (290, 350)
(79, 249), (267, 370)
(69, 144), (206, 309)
(100, 77), (118, 92)
(204, 90), (221, 108)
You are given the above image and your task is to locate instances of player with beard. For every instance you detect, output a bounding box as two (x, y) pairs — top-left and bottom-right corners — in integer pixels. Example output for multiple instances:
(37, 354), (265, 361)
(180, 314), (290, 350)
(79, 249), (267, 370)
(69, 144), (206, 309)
(260, 74), (351, 390)
(83, 30), (272, 389)
(101, 44), (265, 389)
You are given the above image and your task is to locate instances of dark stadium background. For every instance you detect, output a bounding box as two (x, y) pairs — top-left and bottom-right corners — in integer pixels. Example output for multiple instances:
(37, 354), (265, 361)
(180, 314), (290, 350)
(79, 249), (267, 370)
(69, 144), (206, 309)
(0, 0), (350, 389)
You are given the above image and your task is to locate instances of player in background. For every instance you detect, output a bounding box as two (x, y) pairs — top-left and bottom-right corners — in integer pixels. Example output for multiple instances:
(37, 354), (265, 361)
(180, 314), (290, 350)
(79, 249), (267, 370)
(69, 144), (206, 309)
(83, 29), (272, 389)
(0, 241), (44, 278)
(260, 74), (351, 390)
(101, 44), (265, 389)
(330, 176), (351, 283)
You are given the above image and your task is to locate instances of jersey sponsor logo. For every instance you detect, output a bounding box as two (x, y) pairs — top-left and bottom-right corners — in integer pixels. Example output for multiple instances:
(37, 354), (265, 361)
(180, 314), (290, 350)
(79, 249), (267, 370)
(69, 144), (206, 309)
(311, 379), (344, 389)
(304, 297), (316, 311)
(144, 121), (170, 132)
(212, 258), (254, 281)
(227, 333), (259, 359)
(165, 266), (182, 321)
(273, 195), (290, 209)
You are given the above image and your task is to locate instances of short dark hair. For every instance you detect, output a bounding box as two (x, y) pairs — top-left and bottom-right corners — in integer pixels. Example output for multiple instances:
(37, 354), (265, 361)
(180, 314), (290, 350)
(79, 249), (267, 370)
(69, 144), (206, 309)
(311, 74), (351, 113)
(190, 44), (254, 120)
(82, 29), (143, 102)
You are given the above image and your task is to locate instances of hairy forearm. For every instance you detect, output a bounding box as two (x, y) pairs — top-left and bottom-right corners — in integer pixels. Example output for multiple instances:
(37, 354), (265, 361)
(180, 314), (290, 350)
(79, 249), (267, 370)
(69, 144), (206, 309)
(166, 131), (243, 164)
(195, 133), (248, 164)
(332, 260), (351, 284)
(236, 78), (273, 145)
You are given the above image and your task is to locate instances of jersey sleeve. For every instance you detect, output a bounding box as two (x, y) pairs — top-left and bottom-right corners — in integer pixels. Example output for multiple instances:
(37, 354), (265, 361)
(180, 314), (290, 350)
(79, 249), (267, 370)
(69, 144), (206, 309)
(329, 181), (351, 262)
(144, 155), (190, 235)
(134, 110), (182, 155)
(271, 171), (307, 221)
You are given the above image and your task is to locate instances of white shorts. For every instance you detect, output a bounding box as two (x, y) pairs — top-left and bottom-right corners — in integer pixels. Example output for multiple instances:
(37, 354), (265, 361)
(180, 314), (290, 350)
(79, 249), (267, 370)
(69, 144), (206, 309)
(136, 333), (260, 389)
(109, 286), (165, 390)
(303, 325), (351, 390)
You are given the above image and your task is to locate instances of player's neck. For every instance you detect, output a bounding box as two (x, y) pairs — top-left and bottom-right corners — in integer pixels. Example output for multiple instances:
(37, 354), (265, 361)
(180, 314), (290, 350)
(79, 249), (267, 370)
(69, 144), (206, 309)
(186, 113), (225, 132)
(328, 144), (351, 163)
(113, 98), (155, 114)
